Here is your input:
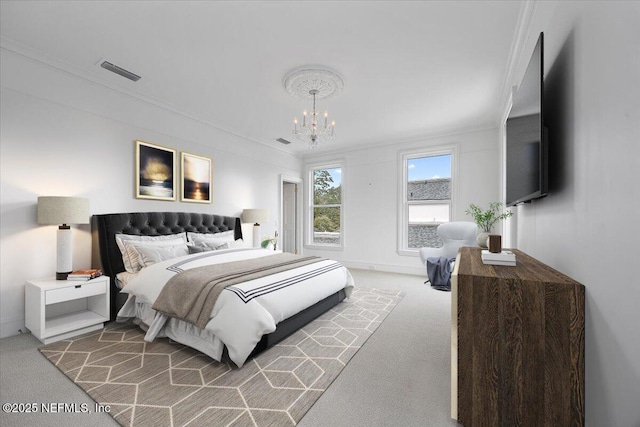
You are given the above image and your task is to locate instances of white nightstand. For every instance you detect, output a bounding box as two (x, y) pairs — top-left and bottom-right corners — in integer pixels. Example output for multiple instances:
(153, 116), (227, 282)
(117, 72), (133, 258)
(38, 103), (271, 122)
(25, 276), (110, 344)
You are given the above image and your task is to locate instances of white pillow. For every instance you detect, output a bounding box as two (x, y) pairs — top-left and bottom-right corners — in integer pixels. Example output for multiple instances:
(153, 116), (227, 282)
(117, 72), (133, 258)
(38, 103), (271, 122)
(115, 234), (187, 273)
(121, 237), (187, 273)
(115, 271), (138, 289)
(133, 243), (189, 268)
(186, 230), (235, 244)
(232, 239), (248, 248)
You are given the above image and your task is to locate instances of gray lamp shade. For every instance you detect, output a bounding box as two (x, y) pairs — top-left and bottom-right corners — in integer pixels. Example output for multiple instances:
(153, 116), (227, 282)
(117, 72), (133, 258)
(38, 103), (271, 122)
(242, 209), (269, 225)
(37, 196), (90, 225)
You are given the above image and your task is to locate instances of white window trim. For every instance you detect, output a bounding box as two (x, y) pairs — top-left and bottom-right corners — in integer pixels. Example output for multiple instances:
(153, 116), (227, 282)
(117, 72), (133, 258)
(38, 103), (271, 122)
(305, 161), (345, 251)
(397, 145), (458, 256)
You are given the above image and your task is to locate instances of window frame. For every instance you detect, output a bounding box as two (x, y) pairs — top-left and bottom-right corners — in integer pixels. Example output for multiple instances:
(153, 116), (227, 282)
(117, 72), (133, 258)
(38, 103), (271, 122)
(305, 161), (345, 251)
(398, 145), (458, 256)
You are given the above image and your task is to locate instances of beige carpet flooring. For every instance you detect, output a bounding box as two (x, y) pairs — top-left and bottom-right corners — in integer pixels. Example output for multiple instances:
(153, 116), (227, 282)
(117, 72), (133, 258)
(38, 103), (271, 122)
(38, 287), (404, 427)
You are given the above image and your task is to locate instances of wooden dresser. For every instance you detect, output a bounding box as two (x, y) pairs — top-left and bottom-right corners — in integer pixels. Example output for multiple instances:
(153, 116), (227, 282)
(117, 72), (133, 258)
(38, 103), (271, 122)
(451, 247), (585, 426)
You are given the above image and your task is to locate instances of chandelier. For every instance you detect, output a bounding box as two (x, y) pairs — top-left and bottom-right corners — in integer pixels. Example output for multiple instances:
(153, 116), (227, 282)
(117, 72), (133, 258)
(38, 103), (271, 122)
(293, 89), (335, 149)
(284, 65), (344, 149)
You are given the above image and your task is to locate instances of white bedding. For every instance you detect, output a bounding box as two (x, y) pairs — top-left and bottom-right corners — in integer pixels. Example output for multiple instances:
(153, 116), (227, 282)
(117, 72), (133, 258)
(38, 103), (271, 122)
(117, 247), (354, 367)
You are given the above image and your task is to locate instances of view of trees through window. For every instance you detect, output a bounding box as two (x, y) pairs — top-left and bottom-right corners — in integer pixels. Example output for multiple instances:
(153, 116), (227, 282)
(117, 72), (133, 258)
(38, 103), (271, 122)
(312, 166), (342, 245)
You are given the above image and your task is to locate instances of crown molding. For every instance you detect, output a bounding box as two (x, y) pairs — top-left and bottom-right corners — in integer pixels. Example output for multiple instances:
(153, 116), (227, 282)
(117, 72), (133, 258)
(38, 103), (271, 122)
(301, 123), (499, 160)
(495, 0), (539, 123)
(0, 36), (296, 158)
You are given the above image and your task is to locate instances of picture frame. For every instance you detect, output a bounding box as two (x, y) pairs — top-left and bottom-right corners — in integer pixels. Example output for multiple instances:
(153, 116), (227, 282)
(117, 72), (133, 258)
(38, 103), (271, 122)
(181, 151), (213, 203)
(135, 140), (177, 201)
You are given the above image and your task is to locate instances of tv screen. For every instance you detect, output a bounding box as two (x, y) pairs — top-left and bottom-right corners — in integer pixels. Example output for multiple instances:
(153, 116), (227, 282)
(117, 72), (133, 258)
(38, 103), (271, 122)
(506, 32), (548, 206)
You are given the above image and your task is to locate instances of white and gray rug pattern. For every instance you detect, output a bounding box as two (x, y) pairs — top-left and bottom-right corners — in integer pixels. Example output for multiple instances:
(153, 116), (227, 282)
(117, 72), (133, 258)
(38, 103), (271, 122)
(39, 287), (404, 427)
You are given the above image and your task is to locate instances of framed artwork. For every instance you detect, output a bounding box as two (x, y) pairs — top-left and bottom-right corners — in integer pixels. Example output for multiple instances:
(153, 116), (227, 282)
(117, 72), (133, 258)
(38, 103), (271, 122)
(135, 140), (176, 201)
(181, 151), (213, 203)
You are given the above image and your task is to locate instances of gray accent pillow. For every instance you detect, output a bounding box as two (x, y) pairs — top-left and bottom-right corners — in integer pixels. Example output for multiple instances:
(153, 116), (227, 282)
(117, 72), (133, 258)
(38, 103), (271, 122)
(201, 242), (229, 251)
(188, 244), (211, 254)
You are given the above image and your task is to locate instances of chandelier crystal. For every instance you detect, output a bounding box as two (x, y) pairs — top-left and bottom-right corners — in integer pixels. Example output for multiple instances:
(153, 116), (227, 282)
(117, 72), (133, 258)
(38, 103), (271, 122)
(292, 89), (335, 149)
(284, 65), (343, 150)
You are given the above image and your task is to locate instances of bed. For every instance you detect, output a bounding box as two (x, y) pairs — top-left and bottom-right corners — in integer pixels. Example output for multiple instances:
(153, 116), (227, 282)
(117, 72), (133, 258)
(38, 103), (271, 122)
(95, 212), (353, 367)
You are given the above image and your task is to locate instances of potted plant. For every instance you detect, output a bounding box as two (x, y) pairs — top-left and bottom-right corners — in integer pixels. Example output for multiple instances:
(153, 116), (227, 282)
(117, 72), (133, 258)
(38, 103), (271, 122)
(465, 202), (513, 248)
(261, 231), (278, 250)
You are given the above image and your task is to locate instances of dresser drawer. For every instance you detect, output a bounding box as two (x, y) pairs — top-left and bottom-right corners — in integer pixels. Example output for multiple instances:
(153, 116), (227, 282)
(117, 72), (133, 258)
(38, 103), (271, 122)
(45, 280), (106, 305)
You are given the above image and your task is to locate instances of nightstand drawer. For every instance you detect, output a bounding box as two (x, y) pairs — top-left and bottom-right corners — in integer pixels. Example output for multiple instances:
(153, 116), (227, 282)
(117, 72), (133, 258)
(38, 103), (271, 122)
(45, 280), (106, 305)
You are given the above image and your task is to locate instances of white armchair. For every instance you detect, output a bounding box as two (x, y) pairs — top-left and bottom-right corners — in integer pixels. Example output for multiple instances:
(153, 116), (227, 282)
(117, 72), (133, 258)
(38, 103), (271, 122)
(418, 221), (478, 265)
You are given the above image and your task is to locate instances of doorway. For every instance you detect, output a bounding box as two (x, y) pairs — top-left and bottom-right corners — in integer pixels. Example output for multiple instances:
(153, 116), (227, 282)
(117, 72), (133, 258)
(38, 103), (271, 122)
(280, 176), (302, 254)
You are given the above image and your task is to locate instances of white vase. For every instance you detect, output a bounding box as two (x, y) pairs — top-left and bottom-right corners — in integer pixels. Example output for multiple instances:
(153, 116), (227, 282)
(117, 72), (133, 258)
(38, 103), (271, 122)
(477, 231), (490, 248)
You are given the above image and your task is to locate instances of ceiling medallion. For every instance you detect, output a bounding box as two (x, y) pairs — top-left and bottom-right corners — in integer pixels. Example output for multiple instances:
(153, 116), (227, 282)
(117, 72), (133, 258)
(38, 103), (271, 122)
(283, 65), (344, 100)
(284, 65), (344, 149)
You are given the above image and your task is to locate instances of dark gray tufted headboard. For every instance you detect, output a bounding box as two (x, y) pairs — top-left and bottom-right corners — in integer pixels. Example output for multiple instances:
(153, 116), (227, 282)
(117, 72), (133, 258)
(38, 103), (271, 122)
(94, 212), (242, 319)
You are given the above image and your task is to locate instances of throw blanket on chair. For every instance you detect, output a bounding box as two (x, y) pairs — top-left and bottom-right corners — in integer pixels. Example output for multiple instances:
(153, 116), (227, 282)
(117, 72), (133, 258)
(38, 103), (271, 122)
(426, 256), (456, 291)
(152, 253), (324, 328)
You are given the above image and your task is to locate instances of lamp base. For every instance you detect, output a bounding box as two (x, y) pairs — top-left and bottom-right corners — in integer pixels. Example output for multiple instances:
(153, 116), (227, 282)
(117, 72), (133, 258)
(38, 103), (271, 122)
(253, 223), (261, 248)
(56, 226), (73, 280)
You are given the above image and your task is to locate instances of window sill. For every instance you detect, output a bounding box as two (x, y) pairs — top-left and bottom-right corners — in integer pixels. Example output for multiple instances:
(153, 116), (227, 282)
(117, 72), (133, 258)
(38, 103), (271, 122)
(397, 249), (420, 257)
(304, 244), (344, 252)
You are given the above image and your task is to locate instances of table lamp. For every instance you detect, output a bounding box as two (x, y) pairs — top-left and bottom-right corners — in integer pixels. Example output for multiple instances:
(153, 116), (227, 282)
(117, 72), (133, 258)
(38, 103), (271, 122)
(37, 196), (90, 280)
(242, 209), (269, 248)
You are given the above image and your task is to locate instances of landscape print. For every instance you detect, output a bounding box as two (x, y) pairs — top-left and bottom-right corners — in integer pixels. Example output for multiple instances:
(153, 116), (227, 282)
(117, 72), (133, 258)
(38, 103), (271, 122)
(135, 140), (176, 200)
(181, 151), (212, 203)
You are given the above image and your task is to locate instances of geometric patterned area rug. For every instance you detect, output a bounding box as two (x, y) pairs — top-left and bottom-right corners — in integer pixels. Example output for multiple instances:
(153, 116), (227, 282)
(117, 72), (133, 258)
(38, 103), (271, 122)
(39, 287), (404, 427)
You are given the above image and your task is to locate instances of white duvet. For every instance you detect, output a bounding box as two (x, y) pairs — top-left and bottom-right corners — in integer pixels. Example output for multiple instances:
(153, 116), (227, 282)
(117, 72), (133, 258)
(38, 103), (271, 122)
(117, 248), (354, 367)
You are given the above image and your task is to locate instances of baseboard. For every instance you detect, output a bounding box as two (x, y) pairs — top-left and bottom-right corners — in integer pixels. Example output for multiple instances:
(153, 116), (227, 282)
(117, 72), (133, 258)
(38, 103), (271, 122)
(0, 319), (26, 339)
(340, 260), (425, 277)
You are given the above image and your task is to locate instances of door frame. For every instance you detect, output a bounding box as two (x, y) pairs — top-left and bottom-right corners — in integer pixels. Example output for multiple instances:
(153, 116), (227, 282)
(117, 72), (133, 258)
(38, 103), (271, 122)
(279, 175), (303, 254)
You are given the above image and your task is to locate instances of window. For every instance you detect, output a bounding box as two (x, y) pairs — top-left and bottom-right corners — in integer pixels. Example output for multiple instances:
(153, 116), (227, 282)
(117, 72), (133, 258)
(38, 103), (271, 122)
(308, 164), (343, 248)
(399, 147), (456, 254)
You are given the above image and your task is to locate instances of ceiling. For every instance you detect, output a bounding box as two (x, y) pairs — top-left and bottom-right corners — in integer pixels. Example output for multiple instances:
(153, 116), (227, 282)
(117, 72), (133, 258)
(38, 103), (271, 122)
(0, 1), (524, 156)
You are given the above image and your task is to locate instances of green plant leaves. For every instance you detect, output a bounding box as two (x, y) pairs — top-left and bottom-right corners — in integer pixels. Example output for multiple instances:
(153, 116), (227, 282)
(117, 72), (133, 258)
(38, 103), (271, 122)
(465, 202), (513, 233)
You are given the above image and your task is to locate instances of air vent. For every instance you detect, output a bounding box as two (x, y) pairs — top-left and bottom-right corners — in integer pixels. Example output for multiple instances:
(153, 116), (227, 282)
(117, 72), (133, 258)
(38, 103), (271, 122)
(100, 61), (141, 82)
(276, 138), (292, 145)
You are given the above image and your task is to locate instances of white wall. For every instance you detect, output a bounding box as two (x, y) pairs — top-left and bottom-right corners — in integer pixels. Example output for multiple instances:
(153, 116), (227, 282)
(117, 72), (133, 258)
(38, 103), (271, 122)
(303, 128), (501, 275)
(0, 48), (302, 339)
(509, 1), (640, 425)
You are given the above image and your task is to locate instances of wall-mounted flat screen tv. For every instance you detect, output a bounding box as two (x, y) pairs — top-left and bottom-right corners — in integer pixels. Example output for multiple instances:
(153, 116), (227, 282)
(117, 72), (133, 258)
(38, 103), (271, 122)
(506, 32), (548, 206)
